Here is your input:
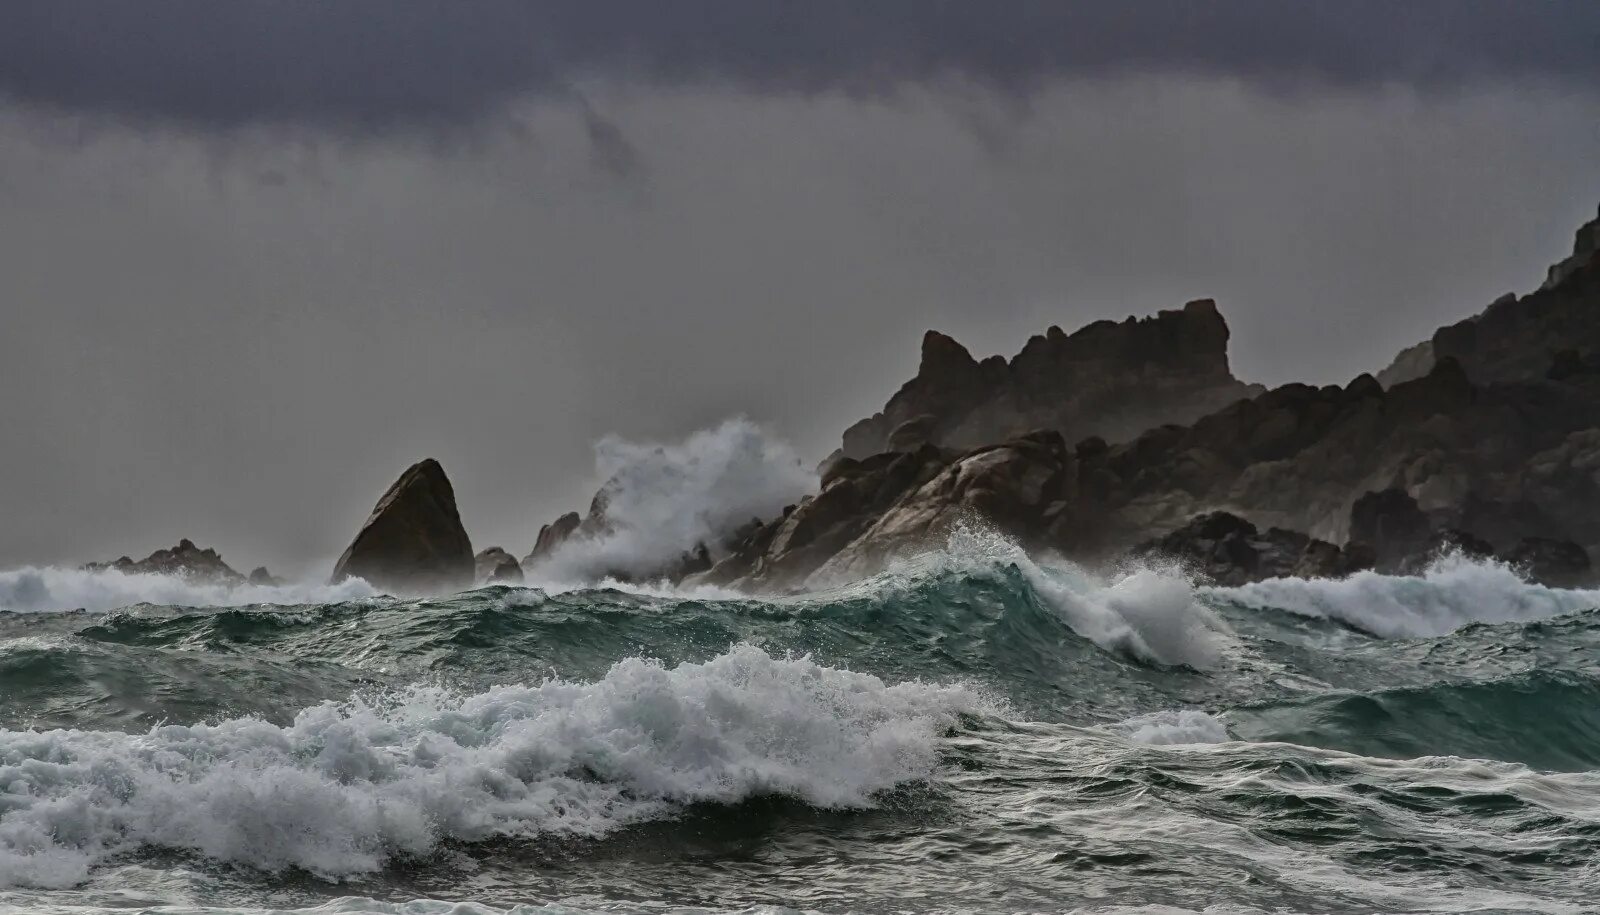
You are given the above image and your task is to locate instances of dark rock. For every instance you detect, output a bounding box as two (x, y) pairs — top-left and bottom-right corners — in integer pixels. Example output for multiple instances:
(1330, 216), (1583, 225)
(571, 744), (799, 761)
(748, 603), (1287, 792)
(1350, 489), (1433, 571)
(474, 547), (525, 584)
(247, 566), (282, 586)
(1505, 537), (1592, 587)
(85, 539), (246, 584)
(331, 458), (474, 594)
(1378, 204), (1600, 385)
(1133, 512), (1353, 586)
(838, 300), (1263, 459)
(525, 511), (582, 566)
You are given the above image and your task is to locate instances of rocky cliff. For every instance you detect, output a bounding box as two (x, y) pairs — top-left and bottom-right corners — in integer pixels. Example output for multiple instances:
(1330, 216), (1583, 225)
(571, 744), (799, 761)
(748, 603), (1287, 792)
(836, 299), (1264, 461)
(695, 353), (1600, 590)
(1379, 205), (1600, 386)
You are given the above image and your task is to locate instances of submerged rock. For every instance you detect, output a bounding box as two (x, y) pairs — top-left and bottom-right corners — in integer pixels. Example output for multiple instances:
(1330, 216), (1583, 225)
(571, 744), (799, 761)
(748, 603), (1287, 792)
(331, 458), (474, 594)
(474, 547), (525, 585)
(84, 539), (247, 584)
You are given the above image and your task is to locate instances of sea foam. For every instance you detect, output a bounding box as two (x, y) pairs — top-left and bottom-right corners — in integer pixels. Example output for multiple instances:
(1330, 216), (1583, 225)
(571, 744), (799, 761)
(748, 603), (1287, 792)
(0, 566), (378, 614)
(1208, 551), (1600, 638)
(850, 524), (1225, 670)
(0, 644), (986, 889)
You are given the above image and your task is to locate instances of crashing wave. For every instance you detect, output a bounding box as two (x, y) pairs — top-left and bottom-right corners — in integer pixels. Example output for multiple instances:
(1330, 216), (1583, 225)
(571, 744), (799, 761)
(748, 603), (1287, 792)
(1208, 551), (1600, 638)
(0, 644), (987, 889)
(0, 566), (378, 614)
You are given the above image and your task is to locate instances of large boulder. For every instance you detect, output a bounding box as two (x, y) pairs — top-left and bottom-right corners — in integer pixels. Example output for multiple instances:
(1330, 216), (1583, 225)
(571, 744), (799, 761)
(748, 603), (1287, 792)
(474, 547), (525, 585)
(331, 458), (474, 593)
(1349, 489), (1433, 571)
(1132, 511), (1362, 586)
(84, 539), (247, 584)
(1504, 537), (1592, 587)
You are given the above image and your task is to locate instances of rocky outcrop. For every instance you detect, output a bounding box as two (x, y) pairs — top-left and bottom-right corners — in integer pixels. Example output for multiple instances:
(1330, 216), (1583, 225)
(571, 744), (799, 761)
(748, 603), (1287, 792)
(331, 458), (474, 594)
(703, 352), (1600, 590)
(248, 566), (282, 586)
(837, 300), (1263, 460)
(695, 444), (955, 588)
(1505, 537), (1592, 587)
(524, 511), (581, 566)
(1133, 512), (1366, 586)
(474, 547), (524, 584)
(85, 539), (248, 583)
(1378, 205), (1600, 386)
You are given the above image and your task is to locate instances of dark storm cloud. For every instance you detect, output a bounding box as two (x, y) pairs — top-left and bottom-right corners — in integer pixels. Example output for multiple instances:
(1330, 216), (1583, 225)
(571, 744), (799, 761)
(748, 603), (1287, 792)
(2, 1), (1599, 131)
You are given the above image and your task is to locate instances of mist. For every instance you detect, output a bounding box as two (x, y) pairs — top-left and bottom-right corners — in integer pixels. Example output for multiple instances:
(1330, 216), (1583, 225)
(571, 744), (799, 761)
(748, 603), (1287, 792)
(2, 75), (1597, 574)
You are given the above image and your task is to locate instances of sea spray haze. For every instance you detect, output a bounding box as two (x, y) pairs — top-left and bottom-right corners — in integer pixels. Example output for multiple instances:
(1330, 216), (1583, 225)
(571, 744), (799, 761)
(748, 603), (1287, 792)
(530, 418), (815, 583)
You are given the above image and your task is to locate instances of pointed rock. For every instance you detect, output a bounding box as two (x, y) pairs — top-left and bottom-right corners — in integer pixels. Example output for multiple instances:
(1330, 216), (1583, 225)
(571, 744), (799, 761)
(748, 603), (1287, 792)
(331, 459), (474, 593)
(525, 511), (582, 565)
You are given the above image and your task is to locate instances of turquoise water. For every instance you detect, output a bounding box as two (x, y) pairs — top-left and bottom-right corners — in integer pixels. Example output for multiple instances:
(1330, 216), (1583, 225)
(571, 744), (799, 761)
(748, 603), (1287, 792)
(1, 546), (1598, 914)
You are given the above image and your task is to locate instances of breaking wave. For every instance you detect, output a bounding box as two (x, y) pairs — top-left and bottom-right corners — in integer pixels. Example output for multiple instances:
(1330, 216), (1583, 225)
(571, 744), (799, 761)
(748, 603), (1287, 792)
(529, 418), (815, 584)
(0, 644), (987, 889)
(1208, 551), (1600, 638)
(858, 525), (1226, 669)
(0, 566), (378, 615)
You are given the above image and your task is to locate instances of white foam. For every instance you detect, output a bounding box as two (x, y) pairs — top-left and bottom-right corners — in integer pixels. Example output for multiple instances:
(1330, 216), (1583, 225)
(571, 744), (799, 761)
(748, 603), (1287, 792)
(528, 418), (814, 584)
(0, 644), (986, 889)
(1208, 551), (1600, 638)
(1108, 710), (1231, 746)
(840, 524), (1225, 669)
(0, 566), (377, 614)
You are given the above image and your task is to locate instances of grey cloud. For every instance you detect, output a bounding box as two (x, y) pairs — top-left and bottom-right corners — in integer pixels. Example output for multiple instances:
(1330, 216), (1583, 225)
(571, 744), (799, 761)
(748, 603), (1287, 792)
(2, 2), (1599, 132)
(2, 80), (1597, 573)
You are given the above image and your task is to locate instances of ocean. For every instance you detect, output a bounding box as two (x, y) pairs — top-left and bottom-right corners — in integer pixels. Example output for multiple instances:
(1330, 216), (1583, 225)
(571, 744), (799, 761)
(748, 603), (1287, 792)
(2, 531), (1598, 914)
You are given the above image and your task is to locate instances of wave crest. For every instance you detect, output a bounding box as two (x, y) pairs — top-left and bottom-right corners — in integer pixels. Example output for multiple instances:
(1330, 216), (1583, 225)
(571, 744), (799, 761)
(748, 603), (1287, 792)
(1208, 551), (1600, 638)
(0, 566), (378, 614)
(0, 644), (987, 888)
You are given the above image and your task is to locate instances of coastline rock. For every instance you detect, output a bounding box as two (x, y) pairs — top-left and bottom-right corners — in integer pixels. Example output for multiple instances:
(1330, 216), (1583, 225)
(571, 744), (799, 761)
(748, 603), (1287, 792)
(838, 300), (1263, 460)
(1377, 204), (1600, 386)
(474, 547), (525, 584)
(524, 511), (582, 566)
(1132, 512), (1361, 586)
(695, 444), (955, 588)
(1504, 537), (1592, 587)
(84, 539), (246, 584)
(331, 458), (474, 594)
(247, 566), (282, 586)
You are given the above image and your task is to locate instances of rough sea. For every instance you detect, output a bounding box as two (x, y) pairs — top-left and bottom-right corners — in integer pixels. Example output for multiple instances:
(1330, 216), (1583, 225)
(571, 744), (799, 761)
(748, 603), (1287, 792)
(3, 531), (1599, 914)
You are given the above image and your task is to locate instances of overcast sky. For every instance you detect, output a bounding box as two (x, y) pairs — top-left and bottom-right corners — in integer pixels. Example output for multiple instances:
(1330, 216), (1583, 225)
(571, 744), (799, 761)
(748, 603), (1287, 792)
(3, 2), (1599, 575)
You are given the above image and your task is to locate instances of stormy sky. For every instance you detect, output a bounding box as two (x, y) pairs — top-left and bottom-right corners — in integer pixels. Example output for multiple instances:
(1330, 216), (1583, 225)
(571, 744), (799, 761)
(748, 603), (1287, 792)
(3, 2), (1599, 574)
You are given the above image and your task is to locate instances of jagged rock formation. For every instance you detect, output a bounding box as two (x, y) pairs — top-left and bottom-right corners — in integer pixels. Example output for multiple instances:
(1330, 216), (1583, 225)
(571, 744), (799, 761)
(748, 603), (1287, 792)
(474, 547), (525, 584)
(331, 458), (474, 594)
(247, 566), (282, 586)
(698, 354), (1600, 590)
(84, 539), (249, 583)
(837, 300), (1263, 460)
(1379, 205), (1600, 386)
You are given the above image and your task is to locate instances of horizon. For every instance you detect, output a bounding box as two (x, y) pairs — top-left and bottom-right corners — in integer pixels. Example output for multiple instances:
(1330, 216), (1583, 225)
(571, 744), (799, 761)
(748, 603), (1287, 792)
(3, 2), (1599, 575)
